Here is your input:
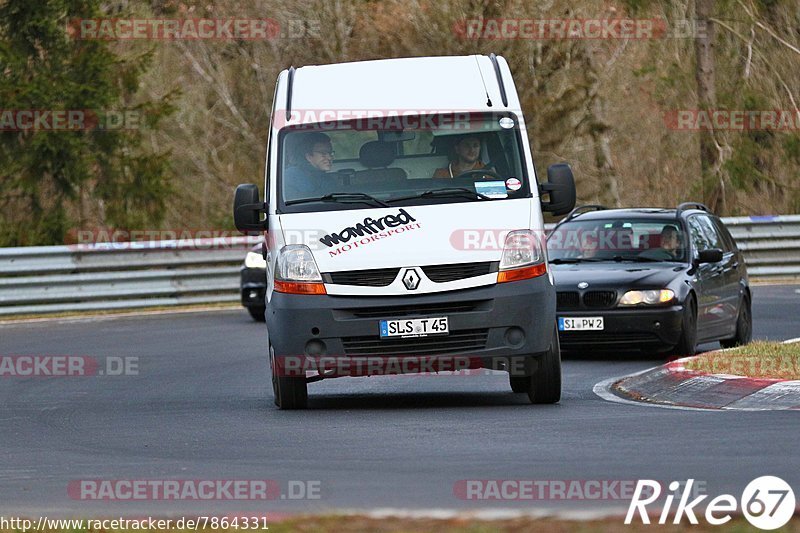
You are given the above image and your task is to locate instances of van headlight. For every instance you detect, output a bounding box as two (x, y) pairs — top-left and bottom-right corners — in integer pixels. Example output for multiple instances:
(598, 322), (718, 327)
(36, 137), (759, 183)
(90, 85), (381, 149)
(276, 245), (322, 282)
(273, 245), (326, 295)
(619, 289), (675, 306)
(497, 230), (547, 283)
(244, 251), (267, 269)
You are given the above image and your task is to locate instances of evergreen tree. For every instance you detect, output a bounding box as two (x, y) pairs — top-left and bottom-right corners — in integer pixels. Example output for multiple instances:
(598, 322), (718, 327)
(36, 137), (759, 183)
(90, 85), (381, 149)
(0, 0), (175, 245)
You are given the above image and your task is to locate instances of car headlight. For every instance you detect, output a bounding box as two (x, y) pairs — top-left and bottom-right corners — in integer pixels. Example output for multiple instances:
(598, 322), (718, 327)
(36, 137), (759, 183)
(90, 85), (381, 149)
(244, 251), (267, 269)
(619, 289), (675, 306)
(497, 230), (547, 283)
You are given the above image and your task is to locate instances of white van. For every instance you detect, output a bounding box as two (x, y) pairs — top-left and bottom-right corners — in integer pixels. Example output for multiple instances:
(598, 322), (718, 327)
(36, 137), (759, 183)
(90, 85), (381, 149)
(234, 54), (576, 409)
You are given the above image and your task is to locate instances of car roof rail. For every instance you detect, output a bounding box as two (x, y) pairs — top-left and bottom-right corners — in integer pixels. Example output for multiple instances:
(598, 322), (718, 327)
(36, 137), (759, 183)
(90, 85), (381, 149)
(562, 204), (608, 223)
(676, 202), (710, 216)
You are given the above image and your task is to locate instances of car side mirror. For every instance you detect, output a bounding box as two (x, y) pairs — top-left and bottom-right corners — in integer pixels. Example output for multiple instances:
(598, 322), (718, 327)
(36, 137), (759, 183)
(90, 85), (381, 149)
(540, 163), (577, 216)
(233, 184), (267, 235)
(697, 248), (723, 264)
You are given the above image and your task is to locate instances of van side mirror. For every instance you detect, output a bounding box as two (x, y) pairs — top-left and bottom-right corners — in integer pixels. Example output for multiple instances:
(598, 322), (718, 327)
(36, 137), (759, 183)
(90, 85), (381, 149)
(697, 248), (723, 264)
(540, 163), (577, 216)
(233, 184), (267, 235)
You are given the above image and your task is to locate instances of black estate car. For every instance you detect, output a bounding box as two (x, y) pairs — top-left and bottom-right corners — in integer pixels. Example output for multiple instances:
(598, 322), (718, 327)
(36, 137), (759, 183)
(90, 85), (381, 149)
(547, 203), (752, 355)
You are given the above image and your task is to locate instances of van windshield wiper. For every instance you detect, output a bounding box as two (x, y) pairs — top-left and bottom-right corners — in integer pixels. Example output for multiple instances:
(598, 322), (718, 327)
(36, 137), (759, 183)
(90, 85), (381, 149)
(549, 257), (605, 264)
(388, 187), (490, 203)
(285, 192), (390, 208)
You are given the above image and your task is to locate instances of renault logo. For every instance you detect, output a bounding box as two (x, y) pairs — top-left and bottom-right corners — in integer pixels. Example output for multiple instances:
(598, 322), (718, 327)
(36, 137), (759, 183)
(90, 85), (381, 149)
(402, 269), (421, 290)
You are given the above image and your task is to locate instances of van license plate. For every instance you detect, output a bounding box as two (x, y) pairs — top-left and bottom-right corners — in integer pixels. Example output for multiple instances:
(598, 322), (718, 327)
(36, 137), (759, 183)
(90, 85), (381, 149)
(380, 317), (449, 338)
(558, 317), (604, 331)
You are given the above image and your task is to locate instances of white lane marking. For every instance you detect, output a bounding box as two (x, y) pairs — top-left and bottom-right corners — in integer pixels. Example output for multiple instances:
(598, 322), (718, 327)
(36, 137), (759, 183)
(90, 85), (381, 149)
(782, 337), (800, 344)
(349, 507), (629, 521)
(0, 305), (241, 327)
(592, 375), (719, 412)
(725, 381), (800, 410)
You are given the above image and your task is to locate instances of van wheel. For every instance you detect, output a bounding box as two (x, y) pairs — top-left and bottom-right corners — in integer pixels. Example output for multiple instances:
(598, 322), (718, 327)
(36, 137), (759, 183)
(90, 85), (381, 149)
(248, 306), (266, 322)
(720, 293), (752, 348)
(525, 326), (562, 404)
(671, 294), (697, 357)
(269, 344), (308, 410)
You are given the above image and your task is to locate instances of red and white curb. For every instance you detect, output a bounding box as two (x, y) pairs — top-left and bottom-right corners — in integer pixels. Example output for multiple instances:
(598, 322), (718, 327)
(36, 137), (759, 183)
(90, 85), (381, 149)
(594, 340), (800, 411)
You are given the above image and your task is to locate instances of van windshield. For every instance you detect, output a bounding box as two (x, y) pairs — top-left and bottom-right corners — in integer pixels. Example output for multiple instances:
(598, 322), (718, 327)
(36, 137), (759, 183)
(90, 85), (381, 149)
(278, 112), (531, 212)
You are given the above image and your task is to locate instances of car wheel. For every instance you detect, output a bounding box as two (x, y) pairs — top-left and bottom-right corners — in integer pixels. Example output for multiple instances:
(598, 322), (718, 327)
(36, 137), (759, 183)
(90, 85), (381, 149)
(269, 344), (308, 410)
(671, 294), (697, 357)
(509, 375), (528, 393)
(524, 325), (562, 404)
(720, 293), (752, 348)
(248, 306), (266, 322)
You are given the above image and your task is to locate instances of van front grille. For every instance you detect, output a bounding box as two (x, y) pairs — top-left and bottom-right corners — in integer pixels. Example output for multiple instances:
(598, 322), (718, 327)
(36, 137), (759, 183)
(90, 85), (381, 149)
(338, 300), (490, 319)
(342, 329), (489, 356)
(421, 262), (497, 283)
(324, 268), (399, 287)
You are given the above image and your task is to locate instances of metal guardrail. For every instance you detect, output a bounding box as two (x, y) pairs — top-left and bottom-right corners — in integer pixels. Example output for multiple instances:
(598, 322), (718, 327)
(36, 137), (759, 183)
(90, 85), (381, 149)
(0, 216), (798, 317)
(0, 237), (259, 316)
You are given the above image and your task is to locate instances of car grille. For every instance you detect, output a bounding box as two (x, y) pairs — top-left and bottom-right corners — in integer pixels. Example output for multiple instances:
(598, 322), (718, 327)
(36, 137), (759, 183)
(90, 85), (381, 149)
(421, 262), (497, 283)
(342, 329), (489, 356)
(338, 300), (490, 319)
(583, 290), (617, 308)
(559, 331), (660, 345)
(324, 267), (399, 287)
(557, 291), (581, 310)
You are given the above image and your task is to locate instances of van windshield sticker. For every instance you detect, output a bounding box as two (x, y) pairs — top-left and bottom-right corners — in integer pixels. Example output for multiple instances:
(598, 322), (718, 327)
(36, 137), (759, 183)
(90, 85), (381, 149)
(319, 208), (422, 257)
(475, 181), (508, 199)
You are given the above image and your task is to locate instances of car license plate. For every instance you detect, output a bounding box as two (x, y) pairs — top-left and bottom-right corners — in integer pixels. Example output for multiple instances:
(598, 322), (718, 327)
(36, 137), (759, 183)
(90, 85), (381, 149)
(558, 317), (604, 331)
(380, 317), (449, 338)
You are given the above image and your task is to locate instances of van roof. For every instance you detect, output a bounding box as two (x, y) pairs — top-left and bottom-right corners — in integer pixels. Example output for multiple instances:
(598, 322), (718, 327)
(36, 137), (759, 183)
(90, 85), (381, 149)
(273, 55), (520, 127)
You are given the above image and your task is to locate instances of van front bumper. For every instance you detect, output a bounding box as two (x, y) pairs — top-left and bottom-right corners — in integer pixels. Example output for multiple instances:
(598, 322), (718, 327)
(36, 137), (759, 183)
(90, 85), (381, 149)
(266, 275), (555, 374)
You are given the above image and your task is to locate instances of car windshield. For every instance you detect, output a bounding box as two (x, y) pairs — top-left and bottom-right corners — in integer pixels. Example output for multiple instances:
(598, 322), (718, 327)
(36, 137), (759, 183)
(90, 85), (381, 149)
(278, 112), (531, 212)
(547, 218), (688, 263)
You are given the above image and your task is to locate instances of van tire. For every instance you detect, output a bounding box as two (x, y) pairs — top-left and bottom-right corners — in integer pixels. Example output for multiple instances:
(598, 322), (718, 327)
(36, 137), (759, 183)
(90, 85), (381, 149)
(526, 325), (562, 404)
(270, 344), (308, 410)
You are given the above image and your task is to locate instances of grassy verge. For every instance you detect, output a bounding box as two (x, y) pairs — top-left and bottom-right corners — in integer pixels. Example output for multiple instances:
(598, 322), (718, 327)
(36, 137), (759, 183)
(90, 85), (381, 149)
(683, 340), (800, 380)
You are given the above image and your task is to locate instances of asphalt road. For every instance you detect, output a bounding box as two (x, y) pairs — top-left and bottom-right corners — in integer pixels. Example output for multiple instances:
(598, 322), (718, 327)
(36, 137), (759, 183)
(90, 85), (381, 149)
(0, 284), (798, 517)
